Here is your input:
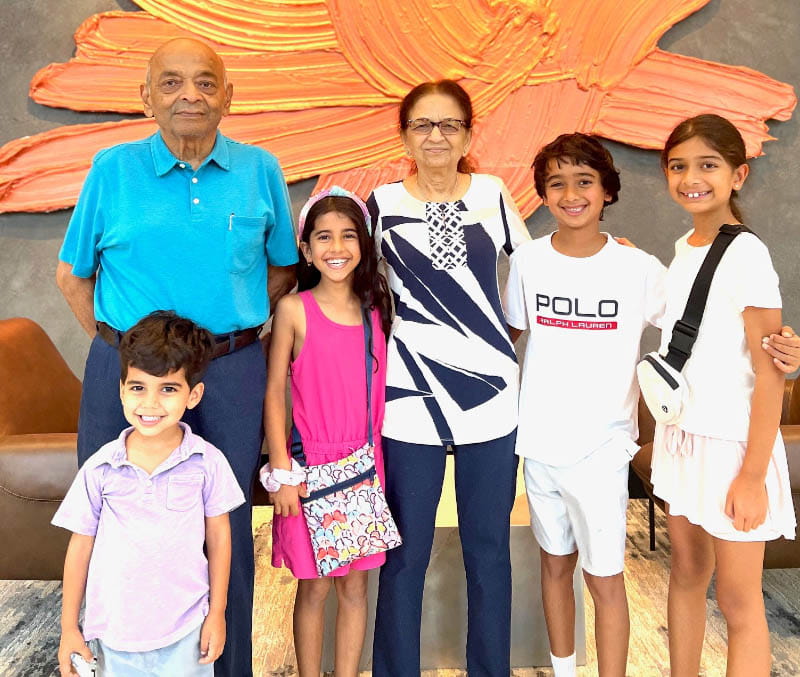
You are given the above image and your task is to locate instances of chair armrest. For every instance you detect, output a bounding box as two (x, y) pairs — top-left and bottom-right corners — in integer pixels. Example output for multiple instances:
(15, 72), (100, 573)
(0, 434), (77, 580)
(0, 434), (78, 501)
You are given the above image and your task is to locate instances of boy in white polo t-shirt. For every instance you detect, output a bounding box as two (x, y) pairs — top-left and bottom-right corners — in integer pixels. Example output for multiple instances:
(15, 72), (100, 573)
(503, 134), (665, 677)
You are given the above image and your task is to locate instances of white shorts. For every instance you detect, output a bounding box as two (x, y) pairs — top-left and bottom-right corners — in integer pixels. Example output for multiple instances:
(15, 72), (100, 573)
(523, 437), (635, 577)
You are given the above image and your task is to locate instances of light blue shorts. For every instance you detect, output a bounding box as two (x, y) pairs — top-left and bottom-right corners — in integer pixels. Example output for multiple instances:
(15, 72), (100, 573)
(90, 623), (213, 676)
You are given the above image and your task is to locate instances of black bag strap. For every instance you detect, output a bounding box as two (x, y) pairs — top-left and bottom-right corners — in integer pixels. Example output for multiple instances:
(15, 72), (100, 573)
(664, 224), (750, 371)
(290, 307), (374, 468)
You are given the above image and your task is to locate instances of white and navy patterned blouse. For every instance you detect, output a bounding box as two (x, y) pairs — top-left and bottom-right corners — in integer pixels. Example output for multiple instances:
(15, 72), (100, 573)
(368, 174), (530, 445)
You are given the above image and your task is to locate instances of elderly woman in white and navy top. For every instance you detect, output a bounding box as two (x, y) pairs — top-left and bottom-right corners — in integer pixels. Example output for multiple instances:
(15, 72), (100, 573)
(368, 80), (530, 677)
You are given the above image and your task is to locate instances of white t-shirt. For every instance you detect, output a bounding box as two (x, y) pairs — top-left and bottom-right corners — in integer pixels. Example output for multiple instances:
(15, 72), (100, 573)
(658, 230), (781, 441)
(504, 233), (666, 466)
(369, 174), (530, 445)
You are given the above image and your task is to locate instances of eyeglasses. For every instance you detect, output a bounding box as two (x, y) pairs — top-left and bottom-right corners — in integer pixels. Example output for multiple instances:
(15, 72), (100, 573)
(406, 118), (467, 135)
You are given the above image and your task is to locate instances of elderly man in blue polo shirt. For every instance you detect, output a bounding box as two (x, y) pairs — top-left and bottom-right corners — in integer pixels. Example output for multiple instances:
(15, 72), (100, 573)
(55, 38), (297, 676)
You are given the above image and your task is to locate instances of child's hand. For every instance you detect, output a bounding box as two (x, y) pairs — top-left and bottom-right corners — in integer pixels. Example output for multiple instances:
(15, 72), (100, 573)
(270, 483), (307, 517)
(199, 610), (226, 664)
(725, 473), (768, 532)
(58, 628), (93, 677)
(761, 325), (800, 373)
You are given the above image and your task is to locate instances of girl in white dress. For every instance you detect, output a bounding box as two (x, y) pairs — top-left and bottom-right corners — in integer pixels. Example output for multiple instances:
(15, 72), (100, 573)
(652, 114), (796, 677)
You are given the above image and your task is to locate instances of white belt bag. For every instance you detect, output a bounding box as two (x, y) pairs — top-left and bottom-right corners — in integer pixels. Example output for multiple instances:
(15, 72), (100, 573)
(637, 224), (750, 425)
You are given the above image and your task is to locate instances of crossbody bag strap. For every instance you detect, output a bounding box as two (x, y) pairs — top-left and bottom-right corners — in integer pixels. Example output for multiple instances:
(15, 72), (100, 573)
(664, 224), (750, 371)
(362, 306), (374, 448)
(289, 306), (375, 466)
(289, 424), (307, 467)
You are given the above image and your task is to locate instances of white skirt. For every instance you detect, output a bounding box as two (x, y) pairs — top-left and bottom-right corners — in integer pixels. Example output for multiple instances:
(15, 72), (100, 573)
(651, 424), (796, 542)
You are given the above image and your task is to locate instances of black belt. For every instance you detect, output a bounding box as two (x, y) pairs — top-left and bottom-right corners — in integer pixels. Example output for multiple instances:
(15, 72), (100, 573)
(96, 322), (261, 360)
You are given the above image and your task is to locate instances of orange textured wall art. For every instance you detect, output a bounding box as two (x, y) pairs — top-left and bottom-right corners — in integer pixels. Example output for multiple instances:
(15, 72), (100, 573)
(0, 0), (795, 216)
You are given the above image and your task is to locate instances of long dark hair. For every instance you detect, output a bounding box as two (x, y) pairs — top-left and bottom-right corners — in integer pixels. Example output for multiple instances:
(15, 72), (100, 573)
(661, 114), (748, 223)
(399, 79), (476, 174)
(297, 195), (393, 339)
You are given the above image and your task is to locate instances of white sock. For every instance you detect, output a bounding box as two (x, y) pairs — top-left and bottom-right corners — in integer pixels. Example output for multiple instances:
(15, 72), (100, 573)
(550, 651), (576, 677)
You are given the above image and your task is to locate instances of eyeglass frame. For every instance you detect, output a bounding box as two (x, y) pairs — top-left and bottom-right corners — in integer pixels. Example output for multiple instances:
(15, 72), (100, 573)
(405, 117), (469, 135)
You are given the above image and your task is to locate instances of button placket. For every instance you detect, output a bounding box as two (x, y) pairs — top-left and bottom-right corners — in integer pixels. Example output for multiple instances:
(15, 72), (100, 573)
(141, 470), (155, 502)
(189, 169), (201, 212)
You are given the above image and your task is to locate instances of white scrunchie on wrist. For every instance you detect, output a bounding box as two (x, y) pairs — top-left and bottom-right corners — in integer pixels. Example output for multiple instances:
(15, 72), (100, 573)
(259, 459), (306, 493)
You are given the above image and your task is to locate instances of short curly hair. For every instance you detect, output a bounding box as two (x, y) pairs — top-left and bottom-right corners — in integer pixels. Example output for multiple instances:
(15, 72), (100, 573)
(119, 311), (214, 388)
(532, 133), (621, 218)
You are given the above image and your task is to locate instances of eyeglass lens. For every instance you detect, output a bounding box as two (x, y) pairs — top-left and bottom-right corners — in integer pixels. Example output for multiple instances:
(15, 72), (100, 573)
(408, 118), (464, 135)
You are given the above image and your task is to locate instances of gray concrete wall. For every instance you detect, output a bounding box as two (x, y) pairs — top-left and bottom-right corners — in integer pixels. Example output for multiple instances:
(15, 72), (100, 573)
(1, 0), (798, 376)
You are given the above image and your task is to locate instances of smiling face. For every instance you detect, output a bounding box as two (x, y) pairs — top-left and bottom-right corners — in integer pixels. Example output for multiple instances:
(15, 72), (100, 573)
(120, 366), (203, 443)
(140, 38), (232, 149)
(301, 211), (363, 285)
(401, 92), (472, 175)
(665, 135), (749, 223)
(542, 158), (611, 233)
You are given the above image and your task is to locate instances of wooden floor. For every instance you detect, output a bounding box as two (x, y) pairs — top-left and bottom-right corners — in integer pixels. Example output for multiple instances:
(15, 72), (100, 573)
(252, 499), (800, 677)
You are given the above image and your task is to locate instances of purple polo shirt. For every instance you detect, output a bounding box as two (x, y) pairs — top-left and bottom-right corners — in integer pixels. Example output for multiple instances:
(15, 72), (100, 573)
(52, 423), (245, 651)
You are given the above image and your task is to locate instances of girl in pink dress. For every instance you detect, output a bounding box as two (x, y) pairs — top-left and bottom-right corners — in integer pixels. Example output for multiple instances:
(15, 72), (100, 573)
(262, 187), (393, 676)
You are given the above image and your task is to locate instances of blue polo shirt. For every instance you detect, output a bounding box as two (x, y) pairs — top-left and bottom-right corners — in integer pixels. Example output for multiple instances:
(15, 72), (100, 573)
(59, 131), (298, 334)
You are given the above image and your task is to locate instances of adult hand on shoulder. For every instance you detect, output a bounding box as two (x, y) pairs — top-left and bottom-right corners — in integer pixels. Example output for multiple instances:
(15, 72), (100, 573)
(762, 325), (800, 373)
(57, 627), (94, 677)
(199, 609), (226, 664)
(724, 472), (768, 532)
(613, 236), (637, 248)
(270, 483), (306, 517)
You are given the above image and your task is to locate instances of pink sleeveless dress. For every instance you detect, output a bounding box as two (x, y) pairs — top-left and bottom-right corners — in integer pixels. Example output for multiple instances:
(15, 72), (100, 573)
(271, 291), (387, 578)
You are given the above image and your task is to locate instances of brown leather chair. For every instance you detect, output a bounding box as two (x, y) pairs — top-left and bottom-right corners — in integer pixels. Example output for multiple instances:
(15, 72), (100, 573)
(632, 377), (800, 569)
(0, 317), (80, 580)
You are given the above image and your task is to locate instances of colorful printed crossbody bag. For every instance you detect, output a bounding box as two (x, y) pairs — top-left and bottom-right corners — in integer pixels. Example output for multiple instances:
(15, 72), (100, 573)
(290, 308), (402, 577)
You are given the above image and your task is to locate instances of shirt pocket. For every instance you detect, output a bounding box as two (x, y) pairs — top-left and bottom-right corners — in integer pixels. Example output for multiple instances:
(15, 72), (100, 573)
(166, 473), (204, 512)
(227, 216), (267, 275)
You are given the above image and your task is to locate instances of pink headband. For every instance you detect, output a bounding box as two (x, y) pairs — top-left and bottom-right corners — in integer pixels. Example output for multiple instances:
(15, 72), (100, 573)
(297, 186), (372, 241)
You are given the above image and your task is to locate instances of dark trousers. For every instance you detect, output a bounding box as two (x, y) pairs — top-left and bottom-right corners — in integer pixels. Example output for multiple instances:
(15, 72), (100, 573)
(77, 335), (266, 677)
(372, 430), (518, 677)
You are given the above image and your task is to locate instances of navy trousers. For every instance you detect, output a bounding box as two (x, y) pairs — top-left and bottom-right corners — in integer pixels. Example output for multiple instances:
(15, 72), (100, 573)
(372, 430), (518, 677)
(77, 335), (266, 677)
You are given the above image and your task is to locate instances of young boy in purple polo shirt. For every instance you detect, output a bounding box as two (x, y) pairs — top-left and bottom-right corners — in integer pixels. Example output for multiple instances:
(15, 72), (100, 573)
(54, 311), (245, 676)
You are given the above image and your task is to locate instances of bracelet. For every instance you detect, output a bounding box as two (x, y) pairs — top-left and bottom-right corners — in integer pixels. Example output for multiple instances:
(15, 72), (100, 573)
(259, 459), (305, 493)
